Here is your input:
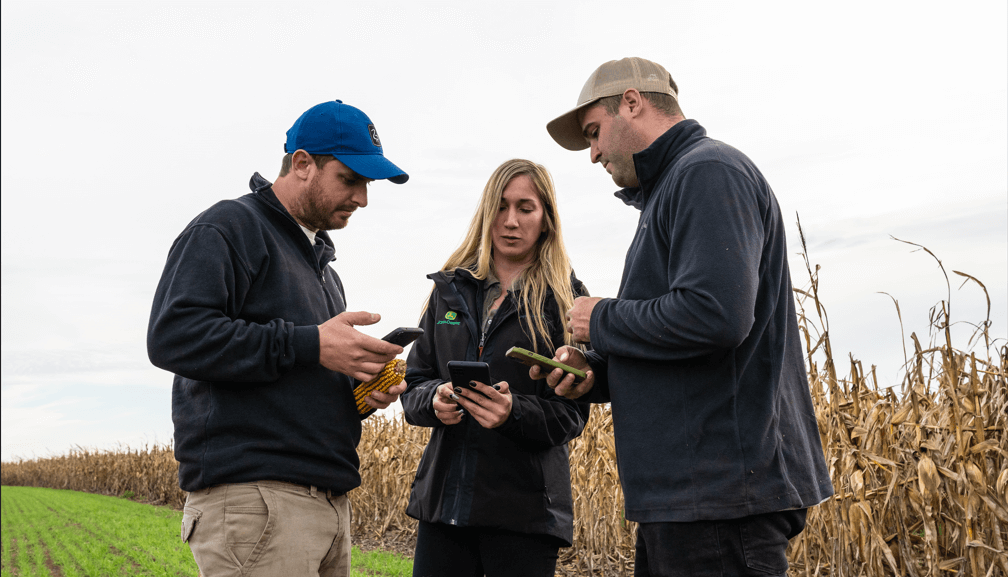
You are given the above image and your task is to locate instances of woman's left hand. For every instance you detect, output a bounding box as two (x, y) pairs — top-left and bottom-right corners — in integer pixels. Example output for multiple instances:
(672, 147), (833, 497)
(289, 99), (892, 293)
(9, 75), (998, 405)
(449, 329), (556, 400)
(453, 379), (512, 429)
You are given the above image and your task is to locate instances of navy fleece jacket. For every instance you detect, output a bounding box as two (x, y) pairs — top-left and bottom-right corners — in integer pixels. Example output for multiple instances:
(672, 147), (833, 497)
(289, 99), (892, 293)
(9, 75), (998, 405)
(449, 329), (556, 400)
(148, 173), (364, 493)
(585, 120), (834, 522)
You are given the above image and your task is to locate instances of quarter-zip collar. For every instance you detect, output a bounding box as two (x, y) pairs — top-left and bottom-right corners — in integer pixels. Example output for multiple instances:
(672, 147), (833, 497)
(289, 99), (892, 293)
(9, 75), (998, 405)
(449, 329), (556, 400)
(248, 172), (336, 271)
(614, 119), (707, 211)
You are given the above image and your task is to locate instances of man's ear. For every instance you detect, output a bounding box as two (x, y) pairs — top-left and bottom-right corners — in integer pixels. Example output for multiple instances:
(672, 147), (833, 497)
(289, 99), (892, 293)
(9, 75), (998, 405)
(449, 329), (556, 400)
(621, 89), (644, 118)
(290, 150), (315, 181)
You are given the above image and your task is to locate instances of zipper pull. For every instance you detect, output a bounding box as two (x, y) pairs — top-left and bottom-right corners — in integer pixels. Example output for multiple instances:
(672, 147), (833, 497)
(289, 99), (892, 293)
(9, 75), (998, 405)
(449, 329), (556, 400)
(478, 331), (486, 358)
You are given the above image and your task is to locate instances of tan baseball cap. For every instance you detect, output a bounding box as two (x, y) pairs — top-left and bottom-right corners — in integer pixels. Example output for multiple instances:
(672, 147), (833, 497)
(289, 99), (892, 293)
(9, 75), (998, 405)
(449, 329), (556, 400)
(546, 57), (678, 151)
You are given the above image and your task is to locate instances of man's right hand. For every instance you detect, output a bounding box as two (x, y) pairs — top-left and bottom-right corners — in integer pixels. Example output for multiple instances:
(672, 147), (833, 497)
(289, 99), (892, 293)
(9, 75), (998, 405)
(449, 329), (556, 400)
(529, 345), (595, 399)
(318, 311), (403, 382)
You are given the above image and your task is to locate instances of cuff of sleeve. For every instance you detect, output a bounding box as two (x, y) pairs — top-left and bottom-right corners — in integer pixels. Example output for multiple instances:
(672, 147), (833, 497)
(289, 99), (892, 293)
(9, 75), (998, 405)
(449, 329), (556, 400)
(292, 325), (320, 367)
(588, 298), (612, 355)
(584, 350), (610, 403)
(494, 395), (524, 436)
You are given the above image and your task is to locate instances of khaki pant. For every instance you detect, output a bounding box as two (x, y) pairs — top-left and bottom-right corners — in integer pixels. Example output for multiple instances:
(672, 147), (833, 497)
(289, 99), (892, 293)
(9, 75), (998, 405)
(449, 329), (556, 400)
(181, 481), (351, 577)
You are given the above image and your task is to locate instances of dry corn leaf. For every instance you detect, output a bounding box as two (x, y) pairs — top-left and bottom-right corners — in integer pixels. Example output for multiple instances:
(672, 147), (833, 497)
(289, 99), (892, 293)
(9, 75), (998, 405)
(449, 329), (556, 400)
(861, 451), (898, 469)
(970, 438), (1008, 457)
(851, 426), (868, 441)
(937, 464), (962, 482)
(965, 540), (1004, 553)
(938, 557), (966, 572)
(965, 461), (987, 496)
(918, 454), (940, 499)
(871, 527), (901, 575)
(980, 494), (1008, 524)
(851, 469), (865, 501)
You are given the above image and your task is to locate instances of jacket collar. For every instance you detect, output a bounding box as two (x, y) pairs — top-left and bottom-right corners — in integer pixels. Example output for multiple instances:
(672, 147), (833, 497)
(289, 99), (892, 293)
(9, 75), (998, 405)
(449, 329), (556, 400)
(428, 267), (481, 297)
(248, 172), (336, 266)
(614, 119), (707, 210)
(428, 266), (585, 303)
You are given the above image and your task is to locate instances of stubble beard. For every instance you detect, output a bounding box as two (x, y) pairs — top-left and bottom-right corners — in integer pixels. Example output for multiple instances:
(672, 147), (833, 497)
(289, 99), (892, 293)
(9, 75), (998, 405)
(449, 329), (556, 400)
(609, 158), (638, 188)
(607, 115), (645, 188)
(297, 174), (350, 231)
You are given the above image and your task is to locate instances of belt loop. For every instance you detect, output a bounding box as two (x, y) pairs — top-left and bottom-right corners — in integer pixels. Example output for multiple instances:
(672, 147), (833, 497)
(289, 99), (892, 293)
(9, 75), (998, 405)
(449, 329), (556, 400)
(310, 485), (317, 498)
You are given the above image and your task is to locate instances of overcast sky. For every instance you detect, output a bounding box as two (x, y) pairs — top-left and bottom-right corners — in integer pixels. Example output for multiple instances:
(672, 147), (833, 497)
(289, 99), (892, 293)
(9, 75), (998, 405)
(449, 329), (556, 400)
(2, 1), (1005, 462)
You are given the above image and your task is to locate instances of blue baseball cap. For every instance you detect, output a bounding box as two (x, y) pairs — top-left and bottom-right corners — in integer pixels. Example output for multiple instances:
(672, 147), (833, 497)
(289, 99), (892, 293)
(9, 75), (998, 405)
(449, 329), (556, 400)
(284, 100), (409, 184)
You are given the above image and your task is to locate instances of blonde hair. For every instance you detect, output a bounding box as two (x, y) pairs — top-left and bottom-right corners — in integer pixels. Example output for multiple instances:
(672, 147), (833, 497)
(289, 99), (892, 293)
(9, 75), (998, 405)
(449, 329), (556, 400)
(438, 159), (578, 353)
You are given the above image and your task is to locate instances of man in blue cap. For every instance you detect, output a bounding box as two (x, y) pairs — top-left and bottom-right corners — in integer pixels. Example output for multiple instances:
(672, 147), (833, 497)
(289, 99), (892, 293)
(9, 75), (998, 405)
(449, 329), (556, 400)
(148, 100), (410, 576)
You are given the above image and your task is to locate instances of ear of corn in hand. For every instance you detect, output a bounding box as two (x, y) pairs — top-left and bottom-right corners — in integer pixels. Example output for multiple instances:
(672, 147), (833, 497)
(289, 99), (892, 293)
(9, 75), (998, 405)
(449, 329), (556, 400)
(354, 359), (407, 415)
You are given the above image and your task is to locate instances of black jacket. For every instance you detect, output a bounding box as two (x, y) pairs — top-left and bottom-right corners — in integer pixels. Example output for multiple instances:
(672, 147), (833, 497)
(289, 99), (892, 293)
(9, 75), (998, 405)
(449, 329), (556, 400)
(401, 268), (590, 545)
(148, 173), (366, 494)
(585, 120), (834, 522)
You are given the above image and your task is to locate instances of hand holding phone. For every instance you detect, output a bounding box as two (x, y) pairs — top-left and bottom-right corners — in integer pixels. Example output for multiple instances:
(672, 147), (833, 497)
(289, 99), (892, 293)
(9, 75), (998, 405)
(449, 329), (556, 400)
(505, 346), (587, 383)
(445, 360), (511, 429)
(447, 361), (493, 392)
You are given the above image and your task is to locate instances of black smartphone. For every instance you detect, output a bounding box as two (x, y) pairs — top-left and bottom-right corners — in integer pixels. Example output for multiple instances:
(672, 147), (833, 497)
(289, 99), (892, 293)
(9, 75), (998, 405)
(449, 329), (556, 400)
(446, 361), (493, 396)
(506, 346), (586, 383)
(381, 327), (424, 347)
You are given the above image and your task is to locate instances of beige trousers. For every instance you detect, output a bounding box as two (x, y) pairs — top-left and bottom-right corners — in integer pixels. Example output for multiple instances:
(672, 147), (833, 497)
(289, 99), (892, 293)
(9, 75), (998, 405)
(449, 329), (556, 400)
(181, 480), (351, 577)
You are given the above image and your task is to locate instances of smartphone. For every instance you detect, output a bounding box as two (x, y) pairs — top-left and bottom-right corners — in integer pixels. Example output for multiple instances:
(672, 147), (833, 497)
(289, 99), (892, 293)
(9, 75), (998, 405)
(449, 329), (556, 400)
(381, 327), (424, 347)
(446, 361), (493, 397)
(505, 346), (587, 383)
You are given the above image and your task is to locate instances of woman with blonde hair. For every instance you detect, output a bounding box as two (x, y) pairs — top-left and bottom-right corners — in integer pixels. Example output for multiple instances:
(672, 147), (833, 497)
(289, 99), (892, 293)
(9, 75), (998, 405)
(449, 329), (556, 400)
(400, 158), (589, 577)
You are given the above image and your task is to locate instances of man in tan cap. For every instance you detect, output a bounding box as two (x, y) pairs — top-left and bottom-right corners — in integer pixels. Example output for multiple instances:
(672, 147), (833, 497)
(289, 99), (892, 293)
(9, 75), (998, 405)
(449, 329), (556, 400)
(536, 58), (834, 576)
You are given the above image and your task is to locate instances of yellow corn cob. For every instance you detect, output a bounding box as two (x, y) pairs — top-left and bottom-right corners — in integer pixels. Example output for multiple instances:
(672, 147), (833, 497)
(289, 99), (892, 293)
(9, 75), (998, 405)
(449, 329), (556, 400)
(353, 358), (407, 414)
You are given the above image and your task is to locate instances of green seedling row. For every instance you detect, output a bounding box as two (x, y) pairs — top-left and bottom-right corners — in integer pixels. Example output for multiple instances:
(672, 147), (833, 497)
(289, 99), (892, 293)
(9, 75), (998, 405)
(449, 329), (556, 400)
(2, 486), (196, 576)
(1, 486), (412, 577)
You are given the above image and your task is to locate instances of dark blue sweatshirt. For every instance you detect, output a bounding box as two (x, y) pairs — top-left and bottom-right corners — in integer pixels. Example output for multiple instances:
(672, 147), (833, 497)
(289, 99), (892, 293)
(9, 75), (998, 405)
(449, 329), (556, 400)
(585, 120), (834, 522)
(148, 173), (364, 493)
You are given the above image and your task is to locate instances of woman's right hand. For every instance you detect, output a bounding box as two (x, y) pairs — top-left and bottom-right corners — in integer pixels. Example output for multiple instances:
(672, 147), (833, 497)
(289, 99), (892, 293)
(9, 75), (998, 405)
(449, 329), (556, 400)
(432, 382), (464, 425)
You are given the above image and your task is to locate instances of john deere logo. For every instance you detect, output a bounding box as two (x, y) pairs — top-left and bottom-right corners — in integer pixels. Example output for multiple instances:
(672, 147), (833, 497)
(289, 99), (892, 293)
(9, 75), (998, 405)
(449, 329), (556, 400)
(437, 311), (461, 326)
(368, 124), (381, 147)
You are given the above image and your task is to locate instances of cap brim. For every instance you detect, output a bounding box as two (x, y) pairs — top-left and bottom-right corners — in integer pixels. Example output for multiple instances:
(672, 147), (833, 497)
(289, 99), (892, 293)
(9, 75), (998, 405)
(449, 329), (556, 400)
(336, 154), (409, 184)
(546, 100), (596, 151)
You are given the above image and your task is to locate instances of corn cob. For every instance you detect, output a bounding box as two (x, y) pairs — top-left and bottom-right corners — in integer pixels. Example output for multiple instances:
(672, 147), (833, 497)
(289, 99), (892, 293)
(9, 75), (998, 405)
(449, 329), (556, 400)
(353, 359), (407, 414)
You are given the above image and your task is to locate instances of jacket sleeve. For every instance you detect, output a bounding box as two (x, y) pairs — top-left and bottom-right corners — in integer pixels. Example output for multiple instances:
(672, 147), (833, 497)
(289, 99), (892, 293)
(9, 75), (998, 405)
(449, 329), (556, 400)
(147, 223), (319, 382)
(582, 349), (611, 404)
(589, 161), (764, 361)
(400, 290), (446, 428)
(494, 385), (589, 452)
(493, 284), (592, 451)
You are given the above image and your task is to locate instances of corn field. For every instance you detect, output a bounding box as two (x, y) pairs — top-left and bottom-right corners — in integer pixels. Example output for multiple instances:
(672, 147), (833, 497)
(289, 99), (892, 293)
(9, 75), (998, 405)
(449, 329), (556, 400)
(3, 240), (1006, 576)
(1, 444), (185, 509)
(782, 233), (1008, 577)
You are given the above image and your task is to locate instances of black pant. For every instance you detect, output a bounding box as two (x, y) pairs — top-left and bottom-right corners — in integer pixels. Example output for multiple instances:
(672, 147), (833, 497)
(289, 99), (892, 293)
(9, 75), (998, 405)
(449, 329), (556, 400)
(634, 509), (807, 577)
(412, 520), (562, 577)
